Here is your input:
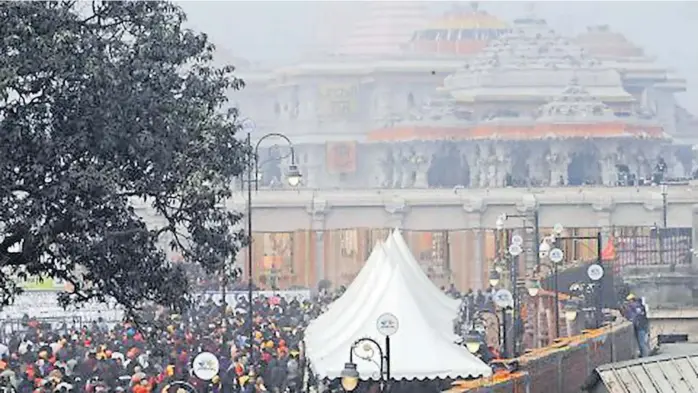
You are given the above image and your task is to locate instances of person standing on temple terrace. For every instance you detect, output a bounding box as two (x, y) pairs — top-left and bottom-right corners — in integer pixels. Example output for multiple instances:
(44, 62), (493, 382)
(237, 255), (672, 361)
(623, 294), (650, 357)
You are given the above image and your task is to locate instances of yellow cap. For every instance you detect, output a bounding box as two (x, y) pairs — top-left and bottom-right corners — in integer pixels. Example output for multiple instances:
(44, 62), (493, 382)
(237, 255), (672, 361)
(626, 294), (636, 300)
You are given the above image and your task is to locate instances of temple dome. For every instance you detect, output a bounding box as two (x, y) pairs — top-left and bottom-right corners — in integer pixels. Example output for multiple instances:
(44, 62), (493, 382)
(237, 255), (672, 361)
(443, 12), (632, 104)
(404, 2), (509, 56)
(575, 25), (645, 58)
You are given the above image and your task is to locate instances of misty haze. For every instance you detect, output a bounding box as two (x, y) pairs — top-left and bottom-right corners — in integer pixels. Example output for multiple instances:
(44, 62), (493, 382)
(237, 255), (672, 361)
(2, 2), (698, 393)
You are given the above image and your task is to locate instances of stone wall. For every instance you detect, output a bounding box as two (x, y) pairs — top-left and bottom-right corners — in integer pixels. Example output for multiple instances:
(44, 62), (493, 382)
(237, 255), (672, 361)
(461, 320), (637, 393)
(235, 227), (604, 291)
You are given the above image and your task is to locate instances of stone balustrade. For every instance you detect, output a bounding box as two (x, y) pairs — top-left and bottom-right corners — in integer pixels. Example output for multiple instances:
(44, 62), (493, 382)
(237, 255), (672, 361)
(131, 184), (698, 232)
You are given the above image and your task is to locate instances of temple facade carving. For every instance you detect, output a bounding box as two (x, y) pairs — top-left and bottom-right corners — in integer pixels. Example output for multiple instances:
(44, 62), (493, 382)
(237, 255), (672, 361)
(232, 3), (696, 190)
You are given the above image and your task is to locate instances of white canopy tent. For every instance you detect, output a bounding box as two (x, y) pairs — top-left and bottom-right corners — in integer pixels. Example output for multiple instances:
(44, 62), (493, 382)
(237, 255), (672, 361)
(306, 243), (491, 381)
(306, 234), (460, 354)
(305, 242), (383, 339)
(389, 230), (460, 313)
(380, 234), (460, 340)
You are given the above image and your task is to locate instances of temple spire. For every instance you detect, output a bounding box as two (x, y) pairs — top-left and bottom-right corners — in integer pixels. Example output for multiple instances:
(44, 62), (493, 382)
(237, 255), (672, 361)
(334, 1), (429, 58)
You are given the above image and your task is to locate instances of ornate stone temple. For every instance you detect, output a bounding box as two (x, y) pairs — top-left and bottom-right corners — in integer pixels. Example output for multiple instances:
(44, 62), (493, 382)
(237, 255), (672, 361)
(574, 25), (688, 139)
(231, 2), (695, 189)
(403, 2), (509, 56)
(213, 3), (698, 292)
(369, 77), (664, 188)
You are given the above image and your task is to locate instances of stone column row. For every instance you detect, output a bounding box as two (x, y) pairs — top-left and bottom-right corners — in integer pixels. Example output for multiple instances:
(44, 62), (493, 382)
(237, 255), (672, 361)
(253, 193), (649, 289)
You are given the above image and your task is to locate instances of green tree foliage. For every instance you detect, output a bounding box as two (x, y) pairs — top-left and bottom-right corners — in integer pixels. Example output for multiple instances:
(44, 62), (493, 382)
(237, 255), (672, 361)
(0, 1), (247, 316)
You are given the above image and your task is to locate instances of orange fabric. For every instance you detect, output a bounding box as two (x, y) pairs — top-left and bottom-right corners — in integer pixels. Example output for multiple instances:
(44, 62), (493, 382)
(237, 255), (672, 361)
(602, 237), (616, 260)
(366, 122), (664, 142)
(133, 385), (151, 393)
(326, 142), (357, 174)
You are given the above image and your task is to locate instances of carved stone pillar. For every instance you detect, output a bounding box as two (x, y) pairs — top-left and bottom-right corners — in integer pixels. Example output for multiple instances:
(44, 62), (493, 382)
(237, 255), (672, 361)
(524, 143), (546, 187)
(401, 150), (416, 188)
(630, 141), (659, 181)
(691, 205), (698, 266)
(392, 148), (405, 189)
(472, 229), (485, 290)
(413, 155), (430, 188)
(478, 143), (494, 188)
(495, 143), (513, 187)
(546, 143), (572, 186)
(413, 142), (435, 188)
(598, 142), (619, 186)
(464, 143), (480, 188)
(463, 196), (486, 289)
(375, 144), (394, 188)
(384, 197), (408, 229)
(307, 198), (328, 285)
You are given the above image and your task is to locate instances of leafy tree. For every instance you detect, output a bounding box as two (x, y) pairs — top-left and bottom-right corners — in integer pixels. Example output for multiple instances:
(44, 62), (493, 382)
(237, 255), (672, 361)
(0, 1), (247, 317)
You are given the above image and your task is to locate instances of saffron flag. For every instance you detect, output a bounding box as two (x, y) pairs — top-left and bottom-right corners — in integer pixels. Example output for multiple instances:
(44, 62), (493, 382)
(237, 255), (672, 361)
(601, 236), (619, 274)
(601, 236), (616, 260)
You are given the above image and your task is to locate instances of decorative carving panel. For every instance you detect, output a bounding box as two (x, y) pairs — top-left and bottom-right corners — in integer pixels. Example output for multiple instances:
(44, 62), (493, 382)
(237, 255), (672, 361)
(316, 84), (359, 119)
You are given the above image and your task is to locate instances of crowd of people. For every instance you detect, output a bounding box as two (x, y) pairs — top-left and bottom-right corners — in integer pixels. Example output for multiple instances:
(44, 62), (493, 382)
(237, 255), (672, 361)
(0, 293), (334, 393)
(0, 280), (647, 393)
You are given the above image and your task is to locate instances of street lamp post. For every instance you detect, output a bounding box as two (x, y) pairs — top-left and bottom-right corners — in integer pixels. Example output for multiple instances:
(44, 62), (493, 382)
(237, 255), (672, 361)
(464, 309), (502, 357)
(564, 301), (580, 323)
(537, 239), (561, 336)
(661, 184), (668, 229)
(660, 184), (671, 271)
(340, 338), (391, 392)
(495, 212), (542, 355)
(539, 227), (603, 337)
(527, 264), (553, 345)
(341, 313), (397, 393)
(494, 213), (528, 357)
(245, 131), (301, 354)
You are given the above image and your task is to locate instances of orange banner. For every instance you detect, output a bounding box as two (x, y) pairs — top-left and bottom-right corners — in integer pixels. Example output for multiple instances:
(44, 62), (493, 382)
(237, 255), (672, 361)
(326, 142), (357, 174)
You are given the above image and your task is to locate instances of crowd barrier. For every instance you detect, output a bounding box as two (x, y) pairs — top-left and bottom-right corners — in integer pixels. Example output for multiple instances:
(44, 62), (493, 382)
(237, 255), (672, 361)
(0, 290), (311, 321)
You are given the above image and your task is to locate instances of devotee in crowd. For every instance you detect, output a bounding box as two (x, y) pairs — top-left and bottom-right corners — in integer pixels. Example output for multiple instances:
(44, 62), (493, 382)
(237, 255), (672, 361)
(622, 294), (650, 358)
(0, 293), (331, 393)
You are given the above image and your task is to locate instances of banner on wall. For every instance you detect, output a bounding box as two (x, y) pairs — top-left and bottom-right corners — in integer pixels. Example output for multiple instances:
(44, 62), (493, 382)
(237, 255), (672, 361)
(261, 233), (294, 287)
(326, 141), (357, 174)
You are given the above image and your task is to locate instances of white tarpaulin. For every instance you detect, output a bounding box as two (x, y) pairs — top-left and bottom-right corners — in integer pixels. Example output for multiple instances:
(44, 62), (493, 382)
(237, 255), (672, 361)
(304, 242), (384, 343)
(390, 229), (460, 313)
(306, 233), (460, 352)
(307, 243), (491, 381)
(380, 234), (459, 341)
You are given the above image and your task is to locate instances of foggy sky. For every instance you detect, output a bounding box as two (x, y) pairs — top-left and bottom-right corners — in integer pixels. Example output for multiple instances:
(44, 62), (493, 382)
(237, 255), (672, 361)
(176, 1), (698, 112)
